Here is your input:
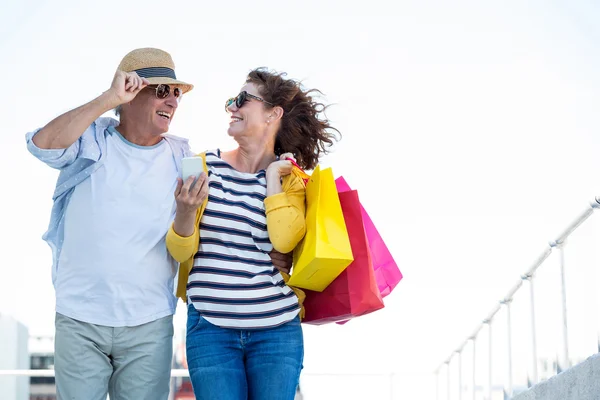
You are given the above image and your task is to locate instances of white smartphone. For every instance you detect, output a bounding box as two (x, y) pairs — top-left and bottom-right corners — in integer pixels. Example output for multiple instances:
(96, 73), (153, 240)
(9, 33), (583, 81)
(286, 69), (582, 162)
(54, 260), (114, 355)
(181, 156), (205, 184)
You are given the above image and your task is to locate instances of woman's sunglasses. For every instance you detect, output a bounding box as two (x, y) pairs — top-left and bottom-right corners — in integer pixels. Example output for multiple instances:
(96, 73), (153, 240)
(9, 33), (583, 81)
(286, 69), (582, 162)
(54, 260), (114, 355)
(146, 84), (183, 101)
(225, 91), (273, 112)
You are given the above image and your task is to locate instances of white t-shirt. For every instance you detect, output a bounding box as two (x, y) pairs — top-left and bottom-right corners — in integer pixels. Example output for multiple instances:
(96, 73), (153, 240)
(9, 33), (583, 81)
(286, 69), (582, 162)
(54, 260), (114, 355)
(56, 126), (179, 327)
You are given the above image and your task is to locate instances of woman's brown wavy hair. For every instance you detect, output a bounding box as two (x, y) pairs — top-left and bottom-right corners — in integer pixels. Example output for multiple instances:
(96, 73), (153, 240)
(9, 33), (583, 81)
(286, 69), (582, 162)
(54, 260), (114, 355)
(246, 68), (340, 170)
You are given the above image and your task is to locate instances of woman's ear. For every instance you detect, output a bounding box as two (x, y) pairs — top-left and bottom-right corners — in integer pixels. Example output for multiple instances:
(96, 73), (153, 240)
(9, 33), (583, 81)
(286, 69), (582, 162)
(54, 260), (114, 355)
(269, 106), (284, 123)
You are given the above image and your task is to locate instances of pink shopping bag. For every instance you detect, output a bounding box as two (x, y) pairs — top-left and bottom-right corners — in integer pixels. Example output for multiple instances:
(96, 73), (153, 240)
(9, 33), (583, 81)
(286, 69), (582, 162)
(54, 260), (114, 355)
(302, 190), (384, 325)
(335, 176), (403, 297)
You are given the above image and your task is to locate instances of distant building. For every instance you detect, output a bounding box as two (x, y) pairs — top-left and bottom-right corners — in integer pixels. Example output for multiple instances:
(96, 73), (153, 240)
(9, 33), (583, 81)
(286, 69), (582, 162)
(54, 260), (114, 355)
(0, 314), (29, 400)
(29, 335), (55, 400)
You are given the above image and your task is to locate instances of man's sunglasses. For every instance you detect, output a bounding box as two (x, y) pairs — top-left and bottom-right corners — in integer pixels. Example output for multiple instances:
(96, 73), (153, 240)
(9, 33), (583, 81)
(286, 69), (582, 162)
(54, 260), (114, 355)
(225, 91), (273, 112)
(146, 84), (183, 101)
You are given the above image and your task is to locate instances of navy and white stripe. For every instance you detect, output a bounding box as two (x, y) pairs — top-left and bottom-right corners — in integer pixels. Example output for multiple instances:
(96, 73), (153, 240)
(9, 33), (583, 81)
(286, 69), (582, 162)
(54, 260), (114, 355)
(187, 150), (300, 329)
(134, 67), (177, 79)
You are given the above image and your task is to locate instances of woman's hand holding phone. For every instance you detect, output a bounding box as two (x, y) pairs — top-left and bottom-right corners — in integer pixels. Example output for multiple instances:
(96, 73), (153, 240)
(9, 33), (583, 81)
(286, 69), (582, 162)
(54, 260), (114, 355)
(173, 157), (209, 237)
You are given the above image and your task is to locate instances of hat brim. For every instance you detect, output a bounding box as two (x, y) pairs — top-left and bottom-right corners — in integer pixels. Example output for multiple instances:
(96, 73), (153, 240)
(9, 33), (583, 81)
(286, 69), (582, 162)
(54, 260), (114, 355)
(145, 77), (194, 94)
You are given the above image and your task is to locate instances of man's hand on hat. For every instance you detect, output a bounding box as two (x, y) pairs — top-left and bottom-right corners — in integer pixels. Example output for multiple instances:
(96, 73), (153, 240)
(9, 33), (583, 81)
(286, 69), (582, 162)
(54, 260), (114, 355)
(105, 70), (150, 107)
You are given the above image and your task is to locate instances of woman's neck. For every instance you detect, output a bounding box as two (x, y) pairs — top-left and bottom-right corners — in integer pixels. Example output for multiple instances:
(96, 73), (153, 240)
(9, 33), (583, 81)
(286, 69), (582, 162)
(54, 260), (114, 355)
(223, 145), (277, 173)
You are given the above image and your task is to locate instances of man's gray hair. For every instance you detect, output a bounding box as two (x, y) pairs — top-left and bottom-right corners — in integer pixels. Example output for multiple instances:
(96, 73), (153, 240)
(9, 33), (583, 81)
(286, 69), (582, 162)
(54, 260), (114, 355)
(114, 105), (123, 117)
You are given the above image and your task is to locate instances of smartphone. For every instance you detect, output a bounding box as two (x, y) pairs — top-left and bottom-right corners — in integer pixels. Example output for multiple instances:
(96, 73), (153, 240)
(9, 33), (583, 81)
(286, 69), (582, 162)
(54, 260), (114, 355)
(181, 156), (205, 185)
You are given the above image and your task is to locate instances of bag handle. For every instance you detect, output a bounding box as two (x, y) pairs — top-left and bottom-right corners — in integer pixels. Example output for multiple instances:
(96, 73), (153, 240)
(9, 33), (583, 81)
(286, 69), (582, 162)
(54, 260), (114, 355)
(284, 156), (310, 185)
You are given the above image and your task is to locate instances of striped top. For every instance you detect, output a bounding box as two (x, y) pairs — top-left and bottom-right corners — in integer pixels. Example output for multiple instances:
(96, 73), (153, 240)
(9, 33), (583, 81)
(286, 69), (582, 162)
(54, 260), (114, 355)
(187, 150), (301, 329)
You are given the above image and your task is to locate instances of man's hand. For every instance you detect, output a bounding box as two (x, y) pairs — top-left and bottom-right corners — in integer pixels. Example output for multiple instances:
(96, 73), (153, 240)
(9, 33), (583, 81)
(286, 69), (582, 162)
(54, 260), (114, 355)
(32, 71), (150, 150)
(270, 250), (293, 275)
(104, 70), (150, 108)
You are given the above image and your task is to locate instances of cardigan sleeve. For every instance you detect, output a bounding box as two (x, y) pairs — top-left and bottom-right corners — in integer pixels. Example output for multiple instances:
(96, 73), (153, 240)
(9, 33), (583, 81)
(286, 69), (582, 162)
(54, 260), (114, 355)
(169, 189), (205, 303)
(166, 220), (200, 263)
(264, 172), (307, 254)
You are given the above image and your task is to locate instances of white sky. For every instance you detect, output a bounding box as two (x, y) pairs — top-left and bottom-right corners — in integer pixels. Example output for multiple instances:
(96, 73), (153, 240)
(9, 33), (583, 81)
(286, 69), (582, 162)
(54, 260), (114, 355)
(3, 0), (600, 398)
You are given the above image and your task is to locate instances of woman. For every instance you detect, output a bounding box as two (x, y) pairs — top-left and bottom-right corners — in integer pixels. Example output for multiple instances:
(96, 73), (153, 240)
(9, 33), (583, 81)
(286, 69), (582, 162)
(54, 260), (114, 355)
(167, 68), (340, 399)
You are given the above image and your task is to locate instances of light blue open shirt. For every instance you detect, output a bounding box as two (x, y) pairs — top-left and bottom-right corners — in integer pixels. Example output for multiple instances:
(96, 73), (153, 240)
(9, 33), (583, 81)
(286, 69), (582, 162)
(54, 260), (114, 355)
(26, 117), (192, 300)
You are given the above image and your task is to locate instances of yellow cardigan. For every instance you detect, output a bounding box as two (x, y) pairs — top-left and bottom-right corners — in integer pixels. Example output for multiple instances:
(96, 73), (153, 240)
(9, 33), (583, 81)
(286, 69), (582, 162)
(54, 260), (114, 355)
(166, 153), (308, 313)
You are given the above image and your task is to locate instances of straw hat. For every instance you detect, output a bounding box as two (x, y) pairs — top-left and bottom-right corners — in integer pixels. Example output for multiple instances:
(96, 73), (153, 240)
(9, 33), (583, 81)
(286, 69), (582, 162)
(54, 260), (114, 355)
(117, 48), (193, 93)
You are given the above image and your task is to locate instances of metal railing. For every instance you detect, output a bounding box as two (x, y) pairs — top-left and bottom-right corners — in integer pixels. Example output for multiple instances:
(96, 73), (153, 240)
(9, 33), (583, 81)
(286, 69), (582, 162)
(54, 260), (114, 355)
(0, 369), (190, 377)
(435, 196), (600, 400)
(0, 369), (400, 399)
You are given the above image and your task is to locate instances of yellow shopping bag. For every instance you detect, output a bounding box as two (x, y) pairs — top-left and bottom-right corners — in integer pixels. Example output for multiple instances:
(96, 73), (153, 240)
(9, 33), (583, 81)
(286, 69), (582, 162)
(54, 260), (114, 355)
(289, 165), (354, 291)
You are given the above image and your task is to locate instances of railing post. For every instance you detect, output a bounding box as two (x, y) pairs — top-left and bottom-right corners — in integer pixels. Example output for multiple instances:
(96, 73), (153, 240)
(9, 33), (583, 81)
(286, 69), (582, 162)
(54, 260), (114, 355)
(447, 361), (451, 400)
(559, 245), (570, 370)
(471, 338), (476, 400)
(458, 350), (463, 400)
(550, 241), (570, 371)
(502, 299), (513, 397)
(486, 320), (492, 400)
(436, 369), (440, 400)
(592, 198), (600, 356)
(523, 273), (538, 385)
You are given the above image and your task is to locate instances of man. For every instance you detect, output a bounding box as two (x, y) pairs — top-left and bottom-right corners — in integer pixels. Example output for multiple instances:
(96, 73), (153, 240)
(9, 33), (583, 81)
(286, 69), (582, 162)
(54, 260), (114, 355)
(26, 48), (290, 400)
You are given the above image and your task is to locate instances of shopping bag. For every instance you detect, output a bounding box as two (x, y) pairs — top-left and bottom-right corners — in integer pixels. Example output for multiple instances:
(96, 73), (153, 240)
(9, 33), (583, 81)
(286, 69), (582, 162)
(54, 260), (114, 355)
(302, 190), (384, 324)
(335, 176), (402, 298)
(289, 165), (354, 291)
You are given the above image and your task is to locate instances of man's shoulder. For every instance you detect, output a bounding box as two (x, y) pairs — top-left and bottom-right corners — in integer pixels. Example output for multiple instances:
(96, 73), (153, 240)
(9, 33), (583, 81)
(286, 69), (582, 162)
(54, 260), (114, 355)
(93, 117), (119, 131)
(162, 133), (192, 158)
(162, 133), (190, 144)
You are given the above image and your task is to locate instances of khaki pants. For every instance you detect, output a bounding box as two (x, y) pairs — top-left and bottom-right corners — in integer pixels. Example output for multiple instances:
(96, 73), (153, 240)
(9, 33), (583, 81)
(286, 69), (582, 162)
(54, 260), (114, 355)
(54, 313), (174, 400)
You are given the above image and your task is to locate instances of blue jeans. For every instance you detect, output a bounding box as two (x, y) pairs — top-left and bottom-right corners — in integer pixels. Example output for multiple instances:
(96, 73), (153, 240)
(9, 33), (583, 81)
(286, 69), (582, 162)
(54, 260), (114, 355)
(186, 304), (303, 400)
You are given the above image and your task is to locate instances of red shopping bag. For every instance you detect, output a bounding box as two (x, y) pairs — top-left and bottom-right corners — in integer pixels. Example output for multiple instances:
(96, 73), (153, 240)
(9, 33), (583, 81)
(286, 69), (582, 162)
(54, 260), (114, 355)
(335, 176), (402, 298)
(302, 190), (384, 325)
